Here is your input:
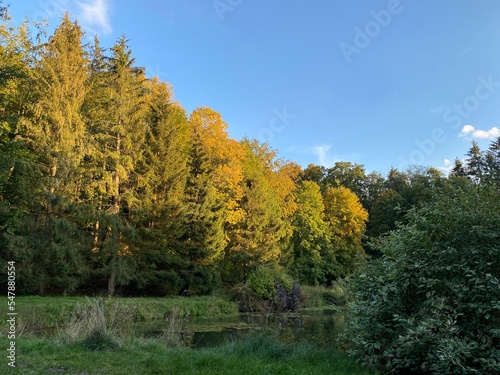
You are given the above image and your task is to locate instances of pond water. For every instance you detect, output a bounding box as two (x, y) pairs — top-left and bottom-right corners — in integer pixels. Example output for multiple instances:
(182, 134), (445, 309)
(139, 308), (345, 348)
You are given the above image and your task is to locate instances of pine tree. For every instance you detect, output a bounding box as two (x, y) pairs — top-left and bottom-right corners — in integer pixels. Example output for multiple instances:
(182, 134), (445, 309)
(1, 16), (89, 294)
(465, 141), (484, 184)
(178, 130), (226, 294)
(484, 137), (500, 184)
(29, 14), (88, 195)
(131, 78), (191, 294)
(450, 157), (467, 178)
(83, 36), (147, 296)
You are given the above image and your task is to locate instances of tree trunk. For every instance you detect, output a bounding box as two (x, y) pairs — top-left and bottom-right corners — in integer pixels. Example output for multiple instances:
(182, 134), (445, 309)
(107, 265), (115, 297)
(92, 220), (100, 252)
(38, 281), (45, 296)
(50, 156), (57, 194)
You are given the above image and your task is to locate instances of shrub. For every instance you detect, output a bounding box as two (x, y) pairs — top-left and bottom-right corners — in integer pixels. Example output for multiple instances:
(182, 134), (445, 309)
(344, 185), (500, 374)
(65, 298), (119, 351)
(247, 266), (293, 300)
(231, 266), (300, 314)
(161, 307), (193, 347)
(300, 282), (348, 308)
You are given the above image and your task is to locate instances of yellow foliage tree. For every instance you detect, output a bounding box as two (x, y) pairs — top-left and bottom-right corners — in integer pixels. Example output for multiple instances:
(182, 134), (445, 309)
(188, 107), (245, 226)
(322, 186), (368, 280)
(223, 139), (297, 282)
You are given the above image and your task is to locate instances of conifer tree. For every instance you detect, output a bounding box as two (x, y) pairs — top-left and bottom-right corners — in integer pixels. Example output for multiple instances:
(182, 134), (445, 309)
(132, 78), (190, 294)
(484, 137), (500, 184)
(178, 128), (226, 294)
(2, 16), (89, 294)
(30, 14), (88, 195)
(465, 141), (484, 184)
(83, 36), (147, 296)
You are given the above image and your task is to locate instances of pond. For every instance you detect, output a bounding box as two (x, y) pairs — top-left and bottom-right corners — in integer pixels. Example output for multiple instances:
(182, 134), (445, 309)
(139, 308), (345, 348)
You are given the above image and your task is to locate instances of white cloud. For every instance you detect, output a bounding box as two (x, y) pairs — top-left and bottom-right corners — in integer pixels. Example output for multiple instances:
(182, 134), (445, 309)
(289, 144), (359, 167)
(460, 125), (500, 140)
(461, 125), (475, 134)
(311, 144), (335, 167)
(76, 0), (112, 35)
(436, 158), (456, 174)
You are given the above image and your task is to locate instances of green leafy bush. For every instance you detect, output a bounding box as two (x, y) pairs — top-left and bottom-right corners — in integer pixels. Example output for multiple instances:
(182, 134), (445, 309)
(344, 185), (500, 374)
(247, 266), (292, 299)
(230, 266), (300, 313)
(300, 283), (348, 308)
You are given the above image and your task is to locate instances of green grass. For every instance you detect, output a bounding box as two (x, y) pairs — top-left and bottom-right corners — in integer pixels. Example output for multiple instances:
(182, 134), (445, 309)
(0, 335), (379, 375)
(0, 296), (240, 334)
(13, 295), (239, 318)
(300, 283), (349, 309)
(0, 295), (378, 374)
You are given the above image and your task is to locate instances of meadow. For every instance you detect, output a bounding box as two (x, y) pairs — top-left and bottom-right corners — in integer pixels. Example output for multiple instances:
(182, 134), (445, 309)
(1, 295), (379, 375)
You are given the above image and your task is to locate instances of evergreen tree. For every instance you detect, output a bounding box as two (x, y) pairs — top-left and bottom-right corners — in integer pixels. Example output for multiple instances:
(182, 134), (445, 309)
(83, 36), (147, 296)
(178, 130), (225, 294)
(3, 16), (90, 294)
(484, 137), (500, 184)
(465, 141), (484, 184)
(130, 78), (190, 294)
(29, 14), (88, 195)
(450, 157), (467, 178)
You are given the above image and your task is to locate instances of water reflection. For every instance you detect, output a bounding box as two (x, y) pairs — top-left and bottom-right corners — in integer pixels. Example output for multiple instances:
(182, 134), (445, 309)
(189, 309), (345, 348)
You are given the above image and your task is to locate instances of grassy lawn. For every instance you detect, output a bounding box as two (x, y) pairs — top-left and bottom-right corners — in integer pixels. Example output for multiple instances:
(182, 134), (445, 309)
(1, 335), (379, 375)
(8, 295), (240, 318)
(0, 295), (240, 334)
(0, 295), (379, 374)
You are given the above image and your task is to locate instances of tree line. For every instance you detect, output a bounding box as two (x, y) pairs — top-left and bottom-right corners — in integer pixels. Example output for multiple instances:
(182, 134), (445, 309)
(1, 14), (499, 297)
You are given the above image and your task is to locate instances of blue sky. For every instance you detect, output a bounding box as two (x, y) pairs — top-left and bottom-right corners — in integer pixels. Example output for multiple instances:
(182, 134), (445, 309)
(8, 0), (500, 174)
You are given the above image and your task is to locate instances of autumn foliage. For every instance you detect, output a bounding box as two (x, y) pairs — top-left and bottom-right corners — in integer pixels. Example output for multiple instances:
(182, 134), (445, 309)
(0, 14), (375, 296)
